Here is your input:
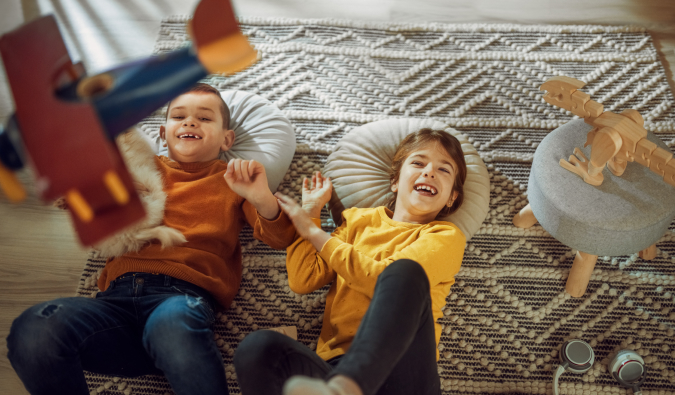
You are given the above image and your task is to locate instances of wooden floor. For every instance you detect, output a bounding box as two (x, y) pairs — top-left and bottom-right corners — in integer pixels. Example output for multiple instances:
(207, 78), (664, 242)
(1, 0), (674, 393)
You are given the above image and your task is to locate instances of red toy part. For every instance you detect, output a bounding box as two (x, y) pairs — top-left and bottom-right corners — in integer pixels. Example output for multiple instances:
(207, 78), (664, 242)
(191, 0), (258, 75)
(191, 0), (240, 46)
(0, 16), (145, 246)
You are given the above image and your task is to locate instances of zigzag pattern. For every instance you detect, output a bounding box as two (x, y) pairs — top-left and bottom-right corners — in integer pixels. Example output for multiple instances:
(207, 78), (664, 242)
(78, 18), (675, 394)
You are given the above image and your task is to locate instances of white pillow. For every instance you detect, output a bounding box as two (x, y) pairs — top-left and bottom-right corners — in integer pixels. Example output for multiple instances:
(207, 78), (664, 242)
(156, 90), (296, 191)
(323, 118), (490, 240)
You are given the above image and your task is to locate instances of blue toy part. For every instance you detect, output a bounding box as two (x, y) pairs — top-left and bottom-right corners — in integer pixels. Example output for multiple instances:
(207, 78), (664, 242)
(60, 46), (208, 140)
(0, 115), (25, 170)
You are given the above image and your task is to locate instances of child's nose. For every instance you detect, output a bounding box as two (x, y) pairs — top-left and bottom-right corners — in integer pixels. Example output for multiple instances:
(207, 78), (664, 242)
(423, 164), (435, 178)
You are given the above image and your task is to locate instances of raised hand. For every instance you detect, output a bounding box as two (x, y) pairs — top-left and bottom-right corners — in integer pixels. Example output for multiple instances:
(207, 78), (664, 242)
(301, 171), (332, 218)
(275, 192), (330, 251)
(224, 159), (279, 219)
(224, 159), (269, 200)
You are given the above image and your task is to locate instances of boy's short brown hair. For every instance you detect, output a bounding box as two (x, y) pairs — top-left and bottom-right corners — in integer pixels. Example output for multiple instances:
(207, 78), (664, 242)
(166, 83), (230, 128)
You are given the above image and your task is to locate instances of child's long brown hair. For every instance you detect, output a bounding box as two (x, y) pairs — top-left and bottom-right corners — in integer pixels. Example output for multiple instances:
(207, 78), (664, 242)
(387, 128), (467, 217)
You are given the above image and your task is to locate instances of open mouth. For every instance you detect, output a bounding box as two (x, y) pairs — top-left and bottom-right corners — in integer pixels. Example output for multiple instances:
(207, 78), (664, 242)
(414, 183), (437, 196)
(178, 133), (202, 140)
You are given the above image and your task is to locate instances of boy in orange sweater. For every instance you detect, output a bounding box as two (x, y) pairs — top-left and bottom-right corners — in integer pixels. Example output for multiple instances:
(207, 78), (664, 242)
(7, 83), (296, 395)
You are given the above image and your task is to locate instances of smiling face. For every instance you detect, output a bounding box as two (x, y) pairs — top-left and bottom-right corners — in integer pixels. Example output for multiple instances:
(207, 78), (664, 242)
(390, 141), (460, 224)
(160, 92), (234, 163)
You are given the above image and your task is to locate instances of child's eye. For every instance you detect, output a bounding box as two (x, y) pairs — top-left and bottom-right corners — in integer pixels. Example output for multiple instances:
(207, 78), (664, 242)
(200, 117), (211, 121)
(440, 168), (451, 173)
(172, 116), (184, 120)
(412, 161), (423, 166)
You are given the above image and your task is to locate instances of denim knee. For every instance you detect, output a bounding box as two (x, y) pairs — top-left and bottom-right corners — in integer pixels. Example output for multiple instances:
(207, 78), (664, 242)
(380, 259), (430, 293)
(142, 295), (214, 359)
(7, 301), (70, 363)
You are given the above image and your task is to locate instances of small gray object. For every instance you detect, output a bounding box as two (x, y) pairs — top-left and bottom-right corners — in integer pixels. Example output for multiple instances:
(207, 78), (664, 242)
(560, 339), (594, 373)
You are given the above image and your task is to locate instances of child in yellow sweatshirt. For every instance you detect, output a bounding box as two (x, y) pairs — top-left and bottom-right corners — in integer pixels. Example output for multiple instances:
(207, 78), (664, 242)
(234, 128), (468, 395)
(7, 83), (296, 395)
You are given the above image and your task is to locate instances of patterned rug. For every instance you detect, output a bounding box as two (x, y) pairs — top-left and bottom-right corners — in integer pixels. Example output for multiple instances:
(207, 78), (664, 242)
(77, 18), (675, 394)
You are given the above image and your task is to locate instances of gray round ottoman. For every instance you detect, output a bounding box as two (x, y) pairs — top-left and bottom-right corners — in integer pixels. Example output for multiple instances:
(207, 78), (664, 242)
(514, 119), (675, 297)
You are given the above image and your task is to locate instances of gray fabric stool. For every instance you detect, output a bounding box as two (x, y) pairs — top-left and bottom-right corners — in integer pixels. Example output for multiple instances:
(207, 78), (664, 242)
(513, 119), (675, 297)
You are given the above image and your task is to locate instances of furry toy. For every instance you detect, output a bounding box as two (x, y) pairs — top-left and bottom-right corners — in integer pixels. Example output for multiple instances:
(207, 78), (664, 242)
(55, 128), (187, 257)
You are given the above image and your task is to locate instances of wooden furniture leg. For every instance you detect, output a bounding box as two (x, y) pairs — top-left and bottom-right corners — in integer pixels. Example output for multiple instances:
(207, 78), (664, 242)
(513, 203), (538, 228)
(566, 251), (598, 297)
(639, 244), (657, 260)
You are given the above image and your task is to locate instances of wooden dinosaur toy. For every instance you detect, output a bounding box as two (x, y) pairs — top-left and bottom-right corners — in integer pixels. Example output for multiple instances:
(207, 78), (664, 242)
(540, 76), (675, 187)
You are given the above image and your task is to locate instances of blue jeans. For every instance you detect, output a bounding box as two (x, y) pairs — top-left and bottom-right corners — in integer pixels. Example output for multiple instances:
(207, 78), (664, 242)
(6, 273), (229, 395)
(234, 259), (441, 395)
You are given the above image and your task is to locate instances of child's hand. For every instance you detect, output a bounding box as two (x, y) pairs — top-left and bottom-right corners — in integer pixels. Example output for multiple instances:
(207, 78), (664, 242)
(224, 159), (270, 204)
(276, 192), (331, 251)
(302, 171), (332, 218)
(275, 193), (316, 240)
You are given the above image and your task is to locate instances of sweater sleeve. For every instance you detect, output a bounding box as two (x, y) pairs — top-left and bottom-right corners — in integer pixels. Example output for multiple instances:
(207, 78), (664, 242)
(318, 226), (465, 298)
(242, 199), (297, 250)
(285, 218), (339, 294)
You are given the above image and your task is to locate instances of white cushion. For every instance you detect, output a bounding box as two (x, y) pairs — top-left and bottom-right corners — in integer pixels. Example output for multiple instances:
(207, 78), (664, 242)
(323, 118), (490, 240)
(156, 90), (296, 191)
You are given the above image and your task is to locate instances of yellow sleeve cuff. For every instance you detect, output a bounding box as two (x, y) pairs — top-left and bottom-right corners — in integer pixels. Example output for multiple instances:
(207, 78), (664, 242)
(318, 237), (344, 263)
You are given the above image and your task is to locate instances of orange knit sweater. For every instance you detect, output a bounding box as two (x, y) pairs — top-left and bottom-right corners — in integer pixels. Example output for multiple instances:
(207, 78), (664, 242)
(98, 156), (297, 309)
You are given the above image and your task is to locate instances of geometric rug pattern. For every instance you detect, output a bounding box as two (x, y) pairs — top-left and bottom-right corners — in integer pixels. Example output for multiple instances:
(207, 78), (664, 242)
(76, 17), (675, 394)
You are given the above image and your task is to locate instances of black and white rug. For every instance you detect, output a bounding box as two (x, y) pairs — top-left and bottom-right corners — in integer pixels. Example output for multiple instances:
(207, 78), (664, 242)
(77, 17), (675, 394)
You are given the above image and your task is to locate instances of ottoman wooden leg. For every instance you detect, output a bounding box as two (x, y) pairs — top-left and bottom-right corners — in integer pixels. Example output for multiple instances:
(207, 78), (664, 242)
(566, 251), (598, 297)
(639, 244), (657, 260)
(513, 203), (538, 228)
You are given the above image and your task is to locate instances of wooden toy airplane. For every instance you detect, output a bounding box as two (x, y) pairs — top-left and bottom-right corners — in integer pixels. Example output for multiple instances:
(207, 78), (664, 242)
(540, 76), (675, 188)
(0, 0), (257, 246)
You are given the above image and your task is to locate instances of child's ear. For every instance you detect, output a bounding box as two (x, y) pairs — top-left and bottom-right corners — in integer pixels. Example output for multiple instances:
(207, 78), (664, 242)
(390, 182), (398, 193)
(220, 129), (235, 152)
(159, 126), (167, 147)
(447, 191), (459, 207)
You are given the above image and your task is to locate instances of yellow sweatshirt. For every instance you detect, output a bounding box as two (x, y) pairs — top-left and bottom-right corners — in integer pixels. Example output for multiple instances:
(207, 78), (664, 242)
(99, 156), (297, 309)
(286, 206), (466, 361)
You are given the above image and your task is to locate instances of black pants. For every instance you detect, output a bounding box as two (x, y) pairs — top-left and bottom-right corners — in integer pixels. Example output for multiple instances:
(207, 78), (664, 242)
(234, 259), (441, 395)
